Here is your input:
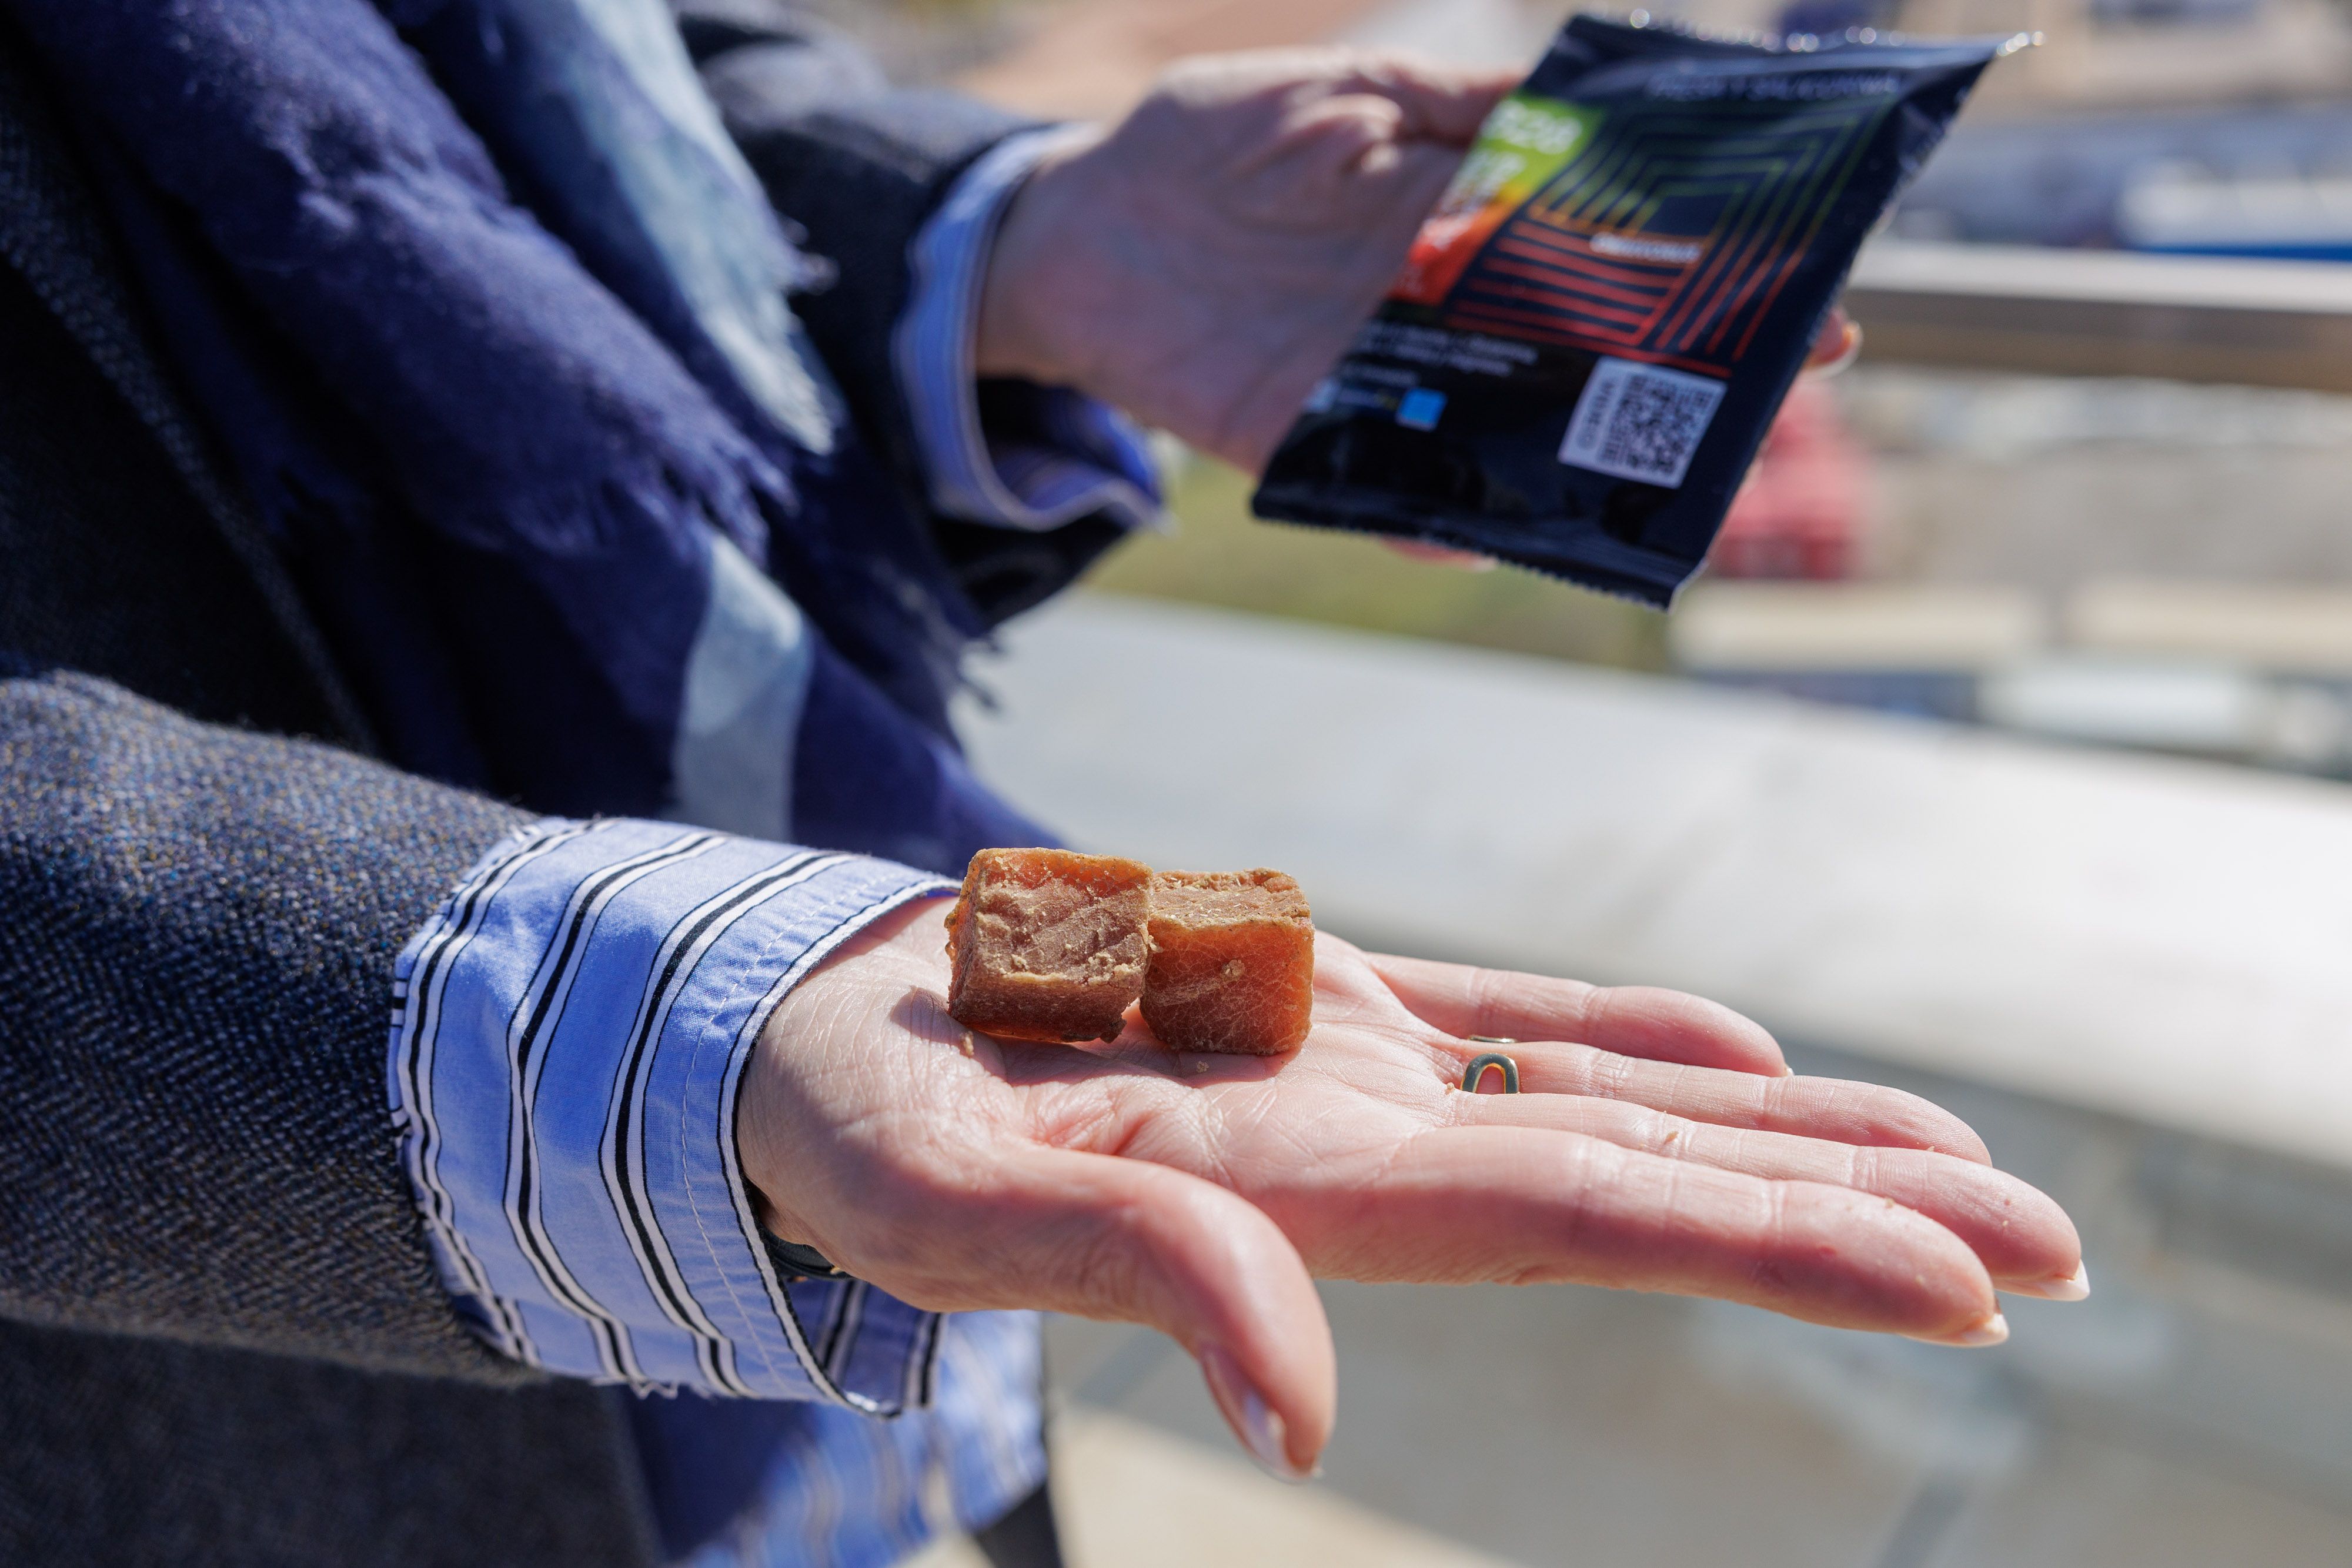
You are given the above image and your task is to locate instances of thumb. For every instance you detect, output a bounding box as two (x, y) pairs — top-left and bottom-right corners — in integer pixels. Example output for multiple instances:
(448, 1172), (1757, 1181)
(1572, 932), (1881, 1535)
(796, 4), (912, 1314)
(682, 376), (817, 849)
(961, 1145), (1336, 1479)
(1340, 58), (1520, 145)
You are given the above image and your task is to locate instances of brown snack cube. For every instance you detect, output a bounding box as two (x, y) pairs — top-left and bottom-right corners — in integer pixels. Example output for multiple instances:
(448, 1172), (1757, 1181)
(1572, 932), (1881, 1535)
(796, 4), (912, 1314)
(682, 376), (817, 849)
(945, 848), (1152, 1043)
(1142, 870), (1315, 1056)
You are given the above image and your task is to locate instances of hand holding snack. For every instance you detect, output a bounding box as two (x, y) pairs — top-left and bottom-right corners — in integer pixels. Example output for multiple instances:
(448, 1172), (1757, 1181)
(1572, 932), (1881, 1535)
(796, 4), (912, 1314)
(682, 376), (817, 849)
(977, 49), (1518, 476)
(741, 882), (2085, 1480)
(1255, 18), (2020, 603)
(978, 35), (1885, 531)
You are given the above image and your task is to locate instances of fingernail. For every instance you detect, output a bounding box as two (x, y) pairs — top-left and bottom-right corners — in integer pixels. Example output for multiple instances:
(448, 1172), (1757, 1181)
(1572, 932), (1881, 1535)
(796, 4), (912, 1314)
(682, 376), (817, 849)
(2004, 1263), (2090, 1303)
(1198, 1343), (1313, 1483)
(1903, 1312), (2008, 1349)
(1805, 320), (1863, 379)
(1945, 1312), (2010, 1348)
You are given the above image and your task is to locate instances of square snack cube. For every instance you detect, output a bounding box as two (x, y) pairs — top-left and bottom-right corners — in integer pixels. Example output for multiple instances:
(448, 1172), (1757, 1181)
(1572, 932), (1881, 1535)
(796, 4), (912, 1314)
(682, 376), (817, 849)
(1142, 870), (1314, 1055)
(945, 848), (1152, 1044)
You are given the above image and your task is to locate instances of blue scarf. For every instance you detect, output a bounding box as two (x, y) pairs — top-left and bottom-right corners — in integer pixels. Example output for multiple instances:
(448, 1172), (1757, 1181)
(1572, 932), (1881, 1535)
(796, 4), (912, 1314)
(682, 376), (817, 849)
(9, 0), (1020, 854)
(6, 5), (1051, 1549)
(34, 0), (796, 561)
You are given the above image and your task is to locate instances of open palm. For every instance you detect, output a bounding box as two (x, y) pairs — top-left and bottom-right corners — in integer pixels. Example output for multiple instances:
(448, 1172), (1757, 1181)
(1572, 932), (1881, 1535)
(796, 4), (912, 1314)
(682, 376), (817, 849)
(743, 899), (2080, 1476)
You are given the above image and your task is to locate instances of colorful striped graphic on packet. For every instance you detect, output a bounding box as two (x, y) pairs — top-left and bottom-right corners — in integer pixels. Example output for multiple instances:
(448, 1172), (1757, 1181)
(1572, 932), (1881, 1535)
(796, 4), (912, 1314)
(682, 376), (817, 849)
(1255, 15), (2023, 607)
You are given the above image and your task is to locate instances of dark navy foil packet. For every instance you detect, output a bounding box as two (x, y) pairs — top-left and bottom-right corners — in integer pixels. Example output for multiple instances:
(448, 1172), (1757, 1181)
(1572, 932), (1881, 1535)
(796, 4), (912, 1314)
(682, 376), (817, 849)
(1251, 15), (2023, 607)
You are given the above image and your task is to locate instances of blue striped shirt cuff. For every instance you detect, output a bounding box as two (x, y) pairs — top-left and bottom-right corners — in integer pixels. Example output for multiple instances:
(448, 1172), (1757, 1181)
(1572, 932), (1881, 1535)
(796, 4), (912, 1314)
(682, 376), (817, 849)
(896, 124), (1164, 533)
(387, 817), (953, 1411)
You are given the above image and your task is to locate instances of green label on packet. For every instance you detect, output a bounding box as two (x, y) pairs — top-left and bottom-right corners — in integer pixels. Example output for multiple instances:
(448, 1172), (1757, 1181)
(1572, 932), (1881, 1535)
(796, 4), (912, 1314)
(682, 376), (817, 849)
(1254, 16), (2014, 606)
(1391, 93), (1601, 307)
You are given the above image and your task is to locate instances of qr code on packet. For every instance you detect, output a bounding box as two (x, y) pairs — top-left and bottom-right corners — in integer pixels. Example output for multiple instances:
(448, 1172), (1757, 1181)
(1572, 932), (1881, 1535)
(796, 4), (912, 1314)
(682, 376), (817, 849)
(1558, 356), (1726, 489)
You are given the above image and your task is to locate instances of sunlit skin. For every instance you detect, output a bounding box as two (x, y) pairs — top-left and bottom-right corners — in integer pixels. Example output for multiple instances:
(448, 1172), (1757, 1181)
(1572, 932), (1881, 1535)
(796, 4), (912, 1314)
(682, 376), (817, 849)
(974, 49), (1860, 477)
(741, 48), (2023, 1478)
(975, 48), (1857, 576)
(743, 902), (2082, 1479)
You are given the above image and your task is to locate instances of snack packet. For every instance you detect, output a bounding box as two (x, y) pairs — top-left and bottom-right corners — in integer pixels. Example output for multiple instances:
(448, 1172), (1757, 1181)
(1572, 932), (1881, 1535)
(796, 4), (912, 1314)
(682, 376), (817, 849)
(1252, 15), (2021, 606)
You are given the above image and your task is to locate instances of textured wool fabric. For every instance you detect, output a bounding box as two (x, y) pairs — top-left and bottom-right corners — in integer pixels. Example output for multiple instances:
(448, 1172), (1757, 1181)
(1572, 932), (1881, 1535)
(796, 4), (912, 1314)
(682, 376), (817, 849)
(4, 0), (776, 819)
(0, 671), (532, 1373)
(0, 1320), (656, 1568)
(22, 0), (1120, 833)
(0, 6), (1090, 1560)
(0, 260), (342, 745)
(4, 0), (797, 567)
(0, 122), (670, 1540)
(0, 27), (372, 751)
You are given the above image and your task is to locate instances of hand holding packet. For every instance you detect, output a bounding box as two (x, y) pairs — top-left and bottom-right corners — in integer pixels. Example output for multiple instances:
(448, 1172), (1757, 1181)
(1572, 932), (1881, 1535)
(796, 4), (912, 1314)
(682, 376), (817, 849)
(1251, 15), (2023, 607)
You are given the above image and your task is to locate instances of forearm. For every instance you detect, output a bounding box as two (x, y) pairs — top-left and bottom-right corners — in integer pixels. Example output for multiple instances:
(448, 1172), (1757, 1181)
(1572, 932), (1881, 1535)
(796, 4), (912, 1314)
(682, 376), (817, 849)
(0, 670), (534, 1380)
(399, 811), (958, 1407)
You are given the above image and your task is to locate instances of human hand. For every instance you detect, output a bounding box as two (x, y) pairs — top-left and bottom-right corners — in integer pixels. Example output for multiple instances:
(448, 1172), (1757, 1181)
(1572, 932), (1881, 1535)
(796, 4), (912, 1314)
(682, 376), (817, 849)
(740, 898), (2082, 1479)
(976, 51), (1862, 481)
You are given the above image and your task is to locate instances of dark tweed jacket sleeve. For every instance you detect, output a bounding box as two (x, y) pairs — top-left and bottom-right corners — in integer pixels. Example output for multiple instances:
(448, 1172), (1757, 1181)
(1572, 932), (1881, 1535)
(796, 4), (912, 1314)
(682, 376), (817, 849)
(0, 670), (540, 1382)
(0, 4), (1076, 1392)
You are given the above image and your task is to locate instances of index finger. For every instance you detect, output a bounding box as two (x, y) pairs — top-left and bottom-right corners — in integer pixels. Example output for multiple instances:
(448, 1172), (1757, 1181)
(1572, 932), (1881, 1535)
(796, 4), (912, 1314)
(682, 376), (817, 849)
(1365, 951), (1790, 1076)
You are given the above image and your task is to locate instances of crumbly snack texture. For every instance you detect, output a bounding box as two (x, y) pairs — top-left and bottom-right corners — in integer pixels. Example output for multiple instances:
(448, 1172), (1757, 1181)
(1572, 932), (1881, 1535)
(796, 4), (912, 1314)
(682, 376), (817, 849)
(943, 854), (1319, 1055)
(1142, 870), (1315, 1057)
(944, 848), (1152, 1043)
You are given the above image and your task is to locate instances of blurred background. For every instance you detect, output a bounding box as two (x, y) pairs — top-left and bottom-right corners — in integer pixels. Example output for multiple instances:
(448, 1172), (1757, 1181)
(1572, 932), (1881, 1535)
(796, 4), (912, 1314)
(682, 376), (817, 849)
(830, 2), (2352, 1563)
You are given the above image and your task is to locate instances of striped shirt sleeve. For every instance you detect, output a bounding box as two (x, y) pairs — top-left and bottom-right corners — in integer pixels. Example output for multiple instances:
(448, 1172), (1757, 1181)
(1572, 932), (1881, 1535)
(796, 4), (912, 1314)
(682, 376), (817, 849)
(894, 124), (1165, 534)
(386, 817), (954, 1412)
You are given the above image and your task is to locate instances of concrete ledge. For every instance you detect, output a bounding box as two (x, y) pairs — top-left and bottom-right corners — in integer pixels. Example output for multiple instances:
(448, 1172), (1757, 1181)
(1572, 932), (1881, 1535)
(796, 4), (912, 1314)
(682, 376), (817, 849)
(1845, 240), (2352, 391)
(1669, 582), (2047, 673)
(2069, 580), (2352, 673)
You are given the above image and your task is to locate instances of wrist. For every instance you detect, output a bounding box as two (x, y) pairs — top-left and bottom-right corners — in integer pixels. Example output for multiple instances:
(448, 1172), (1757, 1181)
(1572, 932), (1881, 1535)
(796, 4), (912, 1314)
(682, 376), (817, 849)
(736, 895), (952, 1249)
(973, 133), (1105, 388)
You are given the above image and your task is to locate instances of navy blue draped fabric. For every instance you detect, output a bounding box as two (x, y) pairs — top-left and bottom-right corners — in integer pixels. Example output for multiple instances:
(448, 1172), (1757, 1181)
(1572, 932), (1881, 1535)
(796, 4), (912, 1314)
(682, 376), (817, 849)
(6, 0), (1021, 842)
